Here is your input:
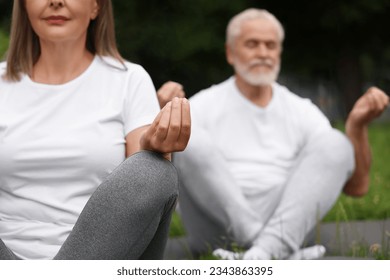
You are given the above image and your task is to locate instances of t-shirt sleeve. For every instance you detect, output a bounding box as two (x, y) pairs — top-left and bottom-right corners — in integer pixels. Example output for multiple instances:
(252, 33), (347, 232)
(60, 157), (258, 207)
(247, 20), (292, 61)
(299, 99), (332, 141)
(122, 65), (160, 136)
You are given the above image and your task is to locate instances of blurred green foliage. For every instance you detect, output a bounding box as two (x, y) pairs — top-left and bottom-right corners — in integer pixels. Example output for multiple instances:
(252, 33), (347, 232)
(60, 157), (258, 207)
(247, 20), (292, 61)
(110, 0), (390, 109)
(0, 29), (8, 60)
(0, 0), (389, 110)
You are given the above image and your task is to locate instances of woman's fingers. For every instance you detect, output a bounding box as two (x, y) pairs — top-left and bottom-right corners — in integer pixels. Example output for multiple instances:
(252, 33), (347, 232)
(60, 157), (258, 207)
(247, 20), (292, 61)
(163, 98), (191, 152)
(142, 97), (191, 153)
(141, 101), (169, 151)
(177, 98), (191, 151)
(154, 101), (172, 144)
(165, 97), (182, 145)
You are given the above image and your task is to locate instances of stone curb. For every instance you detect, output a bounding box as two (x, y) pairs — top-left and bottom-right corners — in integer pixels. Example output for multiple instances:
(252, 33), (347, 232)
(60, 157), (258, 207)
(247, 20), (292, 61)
(165, 219), (390, 260)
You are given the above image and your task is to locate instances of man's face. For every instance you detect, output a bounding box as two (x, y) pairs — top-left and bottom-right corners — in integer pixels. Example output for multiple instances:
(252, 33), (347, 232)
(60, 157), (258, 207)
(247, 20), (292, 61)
(227, 18), (282, 86)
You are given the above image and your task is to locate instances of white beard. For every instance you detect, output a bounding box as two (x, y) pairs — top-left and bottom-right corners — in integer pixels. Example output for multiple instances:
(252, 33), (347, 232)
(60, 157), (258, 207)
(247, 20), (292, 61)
(234, 58), (280, 86)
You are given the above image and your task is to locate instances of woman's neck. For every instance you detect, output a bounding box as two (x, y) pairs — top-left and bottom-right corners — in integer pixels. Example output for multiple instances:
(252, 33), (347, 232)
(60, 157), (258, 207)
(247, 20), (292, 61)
(31, 39), (94, 85)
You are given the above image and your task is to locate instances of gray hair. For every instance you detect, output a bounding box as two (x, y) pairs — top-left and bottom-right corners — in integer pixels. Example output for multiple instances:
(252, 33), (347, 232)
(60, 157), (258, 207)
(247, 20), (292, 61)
(226, 8), (285, 47)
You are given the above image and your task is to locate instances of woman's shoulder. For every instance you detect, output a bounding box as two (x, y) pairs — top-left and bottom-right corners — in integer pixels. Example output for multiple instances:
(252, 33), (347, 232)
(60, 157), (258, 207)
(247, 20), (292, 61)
(0, 61), (8, 83)
(0, 61), (6, 73)
(94, 56), (153, 87)
(96, 56), (148, 76)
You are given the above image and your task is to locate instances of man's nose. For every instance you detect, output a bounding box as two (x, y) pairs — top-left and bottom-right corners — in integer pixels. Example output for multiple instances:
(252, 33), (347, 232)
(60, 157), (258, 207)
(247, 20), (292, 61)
(255, 43), (269, 57)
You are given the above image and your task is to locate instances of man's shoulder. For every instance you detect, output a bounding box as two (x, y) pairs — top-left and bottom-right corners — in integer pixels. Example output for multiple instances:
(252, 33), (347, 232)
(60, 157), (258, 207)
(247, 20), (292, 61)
(274, 82), (330, 128)
(274, 82), (300, 100)
(190, 77), (233, 104)
(273, 82), (315, 108)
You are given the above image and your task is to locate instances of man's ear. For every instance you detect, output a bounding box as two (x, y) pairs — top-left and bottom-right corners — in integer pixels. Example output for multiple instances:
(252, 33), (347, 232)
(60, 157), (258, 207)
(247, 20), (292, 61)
(226, 43), (234, 66)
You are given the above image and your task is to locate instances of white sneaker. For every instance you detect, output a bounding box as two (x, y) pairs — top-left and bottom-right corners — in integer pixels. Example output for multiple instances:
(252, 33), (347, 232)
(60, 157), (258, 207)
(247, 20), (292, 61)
(213, 245), (326, 260)
(212, 248), (243, 260)
(213, 247), (270, 260)
(243, 246), (271, 260)
(287, 245), (326, 260)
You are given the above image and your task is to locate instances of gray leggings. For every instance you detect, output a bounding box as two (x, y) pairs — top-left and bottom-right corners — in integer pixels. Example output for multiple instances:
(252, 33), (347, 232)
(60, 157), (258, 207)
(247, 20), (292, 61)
(0, 151), (179, 260)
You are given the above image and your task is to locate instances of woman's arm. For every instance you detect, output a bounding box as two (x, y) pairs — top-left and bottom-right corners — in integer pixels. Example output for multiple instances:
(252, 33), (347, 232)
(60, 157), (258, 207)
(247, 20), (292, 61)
(125, 97), (191, 160)
(343, 87), (389, 196)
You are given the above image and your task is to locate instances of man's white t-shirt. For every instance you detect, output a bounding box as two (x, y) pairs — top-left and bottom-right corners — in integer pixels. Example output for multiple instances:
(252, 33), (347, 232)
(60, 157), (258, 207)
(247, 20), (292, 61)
(0, 56), (160, 259)
(190, 77), (332, 216)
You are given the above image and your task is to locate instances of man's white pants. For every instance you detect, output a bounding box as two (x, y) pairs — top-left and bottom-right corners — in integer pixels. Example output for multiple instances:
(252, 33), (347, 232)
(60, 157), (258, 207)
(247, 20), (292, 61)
(174, 127), (355, 259)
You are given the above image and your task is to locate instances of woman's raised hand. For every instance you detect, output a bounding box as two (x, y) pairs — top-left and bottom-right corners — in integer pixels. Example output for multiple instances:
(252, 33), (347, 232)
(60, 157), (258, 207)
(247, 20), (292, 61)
(140, 97), (191, 159)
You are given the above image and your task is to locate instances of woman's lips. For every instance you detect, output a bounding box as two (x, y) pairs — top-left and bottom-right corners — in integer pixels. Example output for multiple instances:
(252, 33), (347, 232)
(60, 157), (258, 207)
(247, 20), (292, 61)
(44, 16), (69, 25)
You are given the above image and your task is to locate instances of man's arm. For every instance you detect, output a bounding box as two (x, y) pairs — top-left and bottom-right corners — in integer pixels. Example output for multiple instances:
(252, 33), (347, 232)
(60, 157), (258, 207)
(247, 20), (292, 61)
(343, 87), (389, 196)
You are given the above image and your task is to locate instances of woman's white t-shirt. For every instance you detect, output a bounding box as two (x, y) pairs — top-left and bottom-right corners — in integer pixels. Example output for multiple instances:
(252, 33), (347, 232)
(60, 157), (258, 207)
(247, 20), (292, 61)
(0, 56), (160, 259)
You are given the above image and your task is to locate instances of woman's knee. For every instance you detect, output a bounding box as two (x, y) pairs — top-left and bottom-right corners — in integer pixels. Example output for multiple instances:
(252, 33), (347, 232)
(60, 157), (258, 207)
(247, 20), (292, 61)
(104, 151), (179, 204)
(129, 151), (178, 195)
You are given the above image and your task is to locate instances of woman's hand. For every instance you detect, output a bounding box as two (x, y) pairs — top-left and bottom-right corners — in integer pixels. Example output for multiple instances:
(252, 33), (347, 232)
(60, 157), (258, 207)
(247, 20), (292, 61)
(140, 97), (191, 160)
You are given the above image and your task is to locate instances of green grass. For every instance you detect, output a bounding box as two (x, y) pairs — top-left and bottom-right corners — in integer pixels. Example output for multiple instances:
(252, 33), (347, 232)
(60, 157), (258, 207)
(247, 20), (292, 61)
(323, 122), (390, 222)
(169, 211), (186, 237)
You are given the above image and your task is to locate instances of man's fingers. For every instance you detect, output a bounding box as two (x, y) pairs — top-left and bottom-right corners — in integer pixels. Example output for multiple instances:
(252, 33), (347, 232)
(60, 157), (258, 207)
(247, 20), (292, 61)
(370, 88), (389, 113)
(159, 81), (183, 95)
(175, 88), (185, 98)
(377, 90), (390, 109)
(365, 91), (375, 111)
(170, 81), (183, 91)
(361, 87), (389, 120)
(169, 83), (185, 99)
(370, 91), (382, 112)
(157, 81), (185, 109)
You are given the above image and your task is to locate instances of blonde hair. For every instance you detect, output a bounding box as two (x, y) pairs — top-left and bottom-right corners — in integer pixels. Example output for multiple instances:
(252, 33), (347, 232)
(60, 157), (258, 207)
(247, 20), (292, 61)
(226, 8), (285, 47)
(5, 0), (123, 81)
